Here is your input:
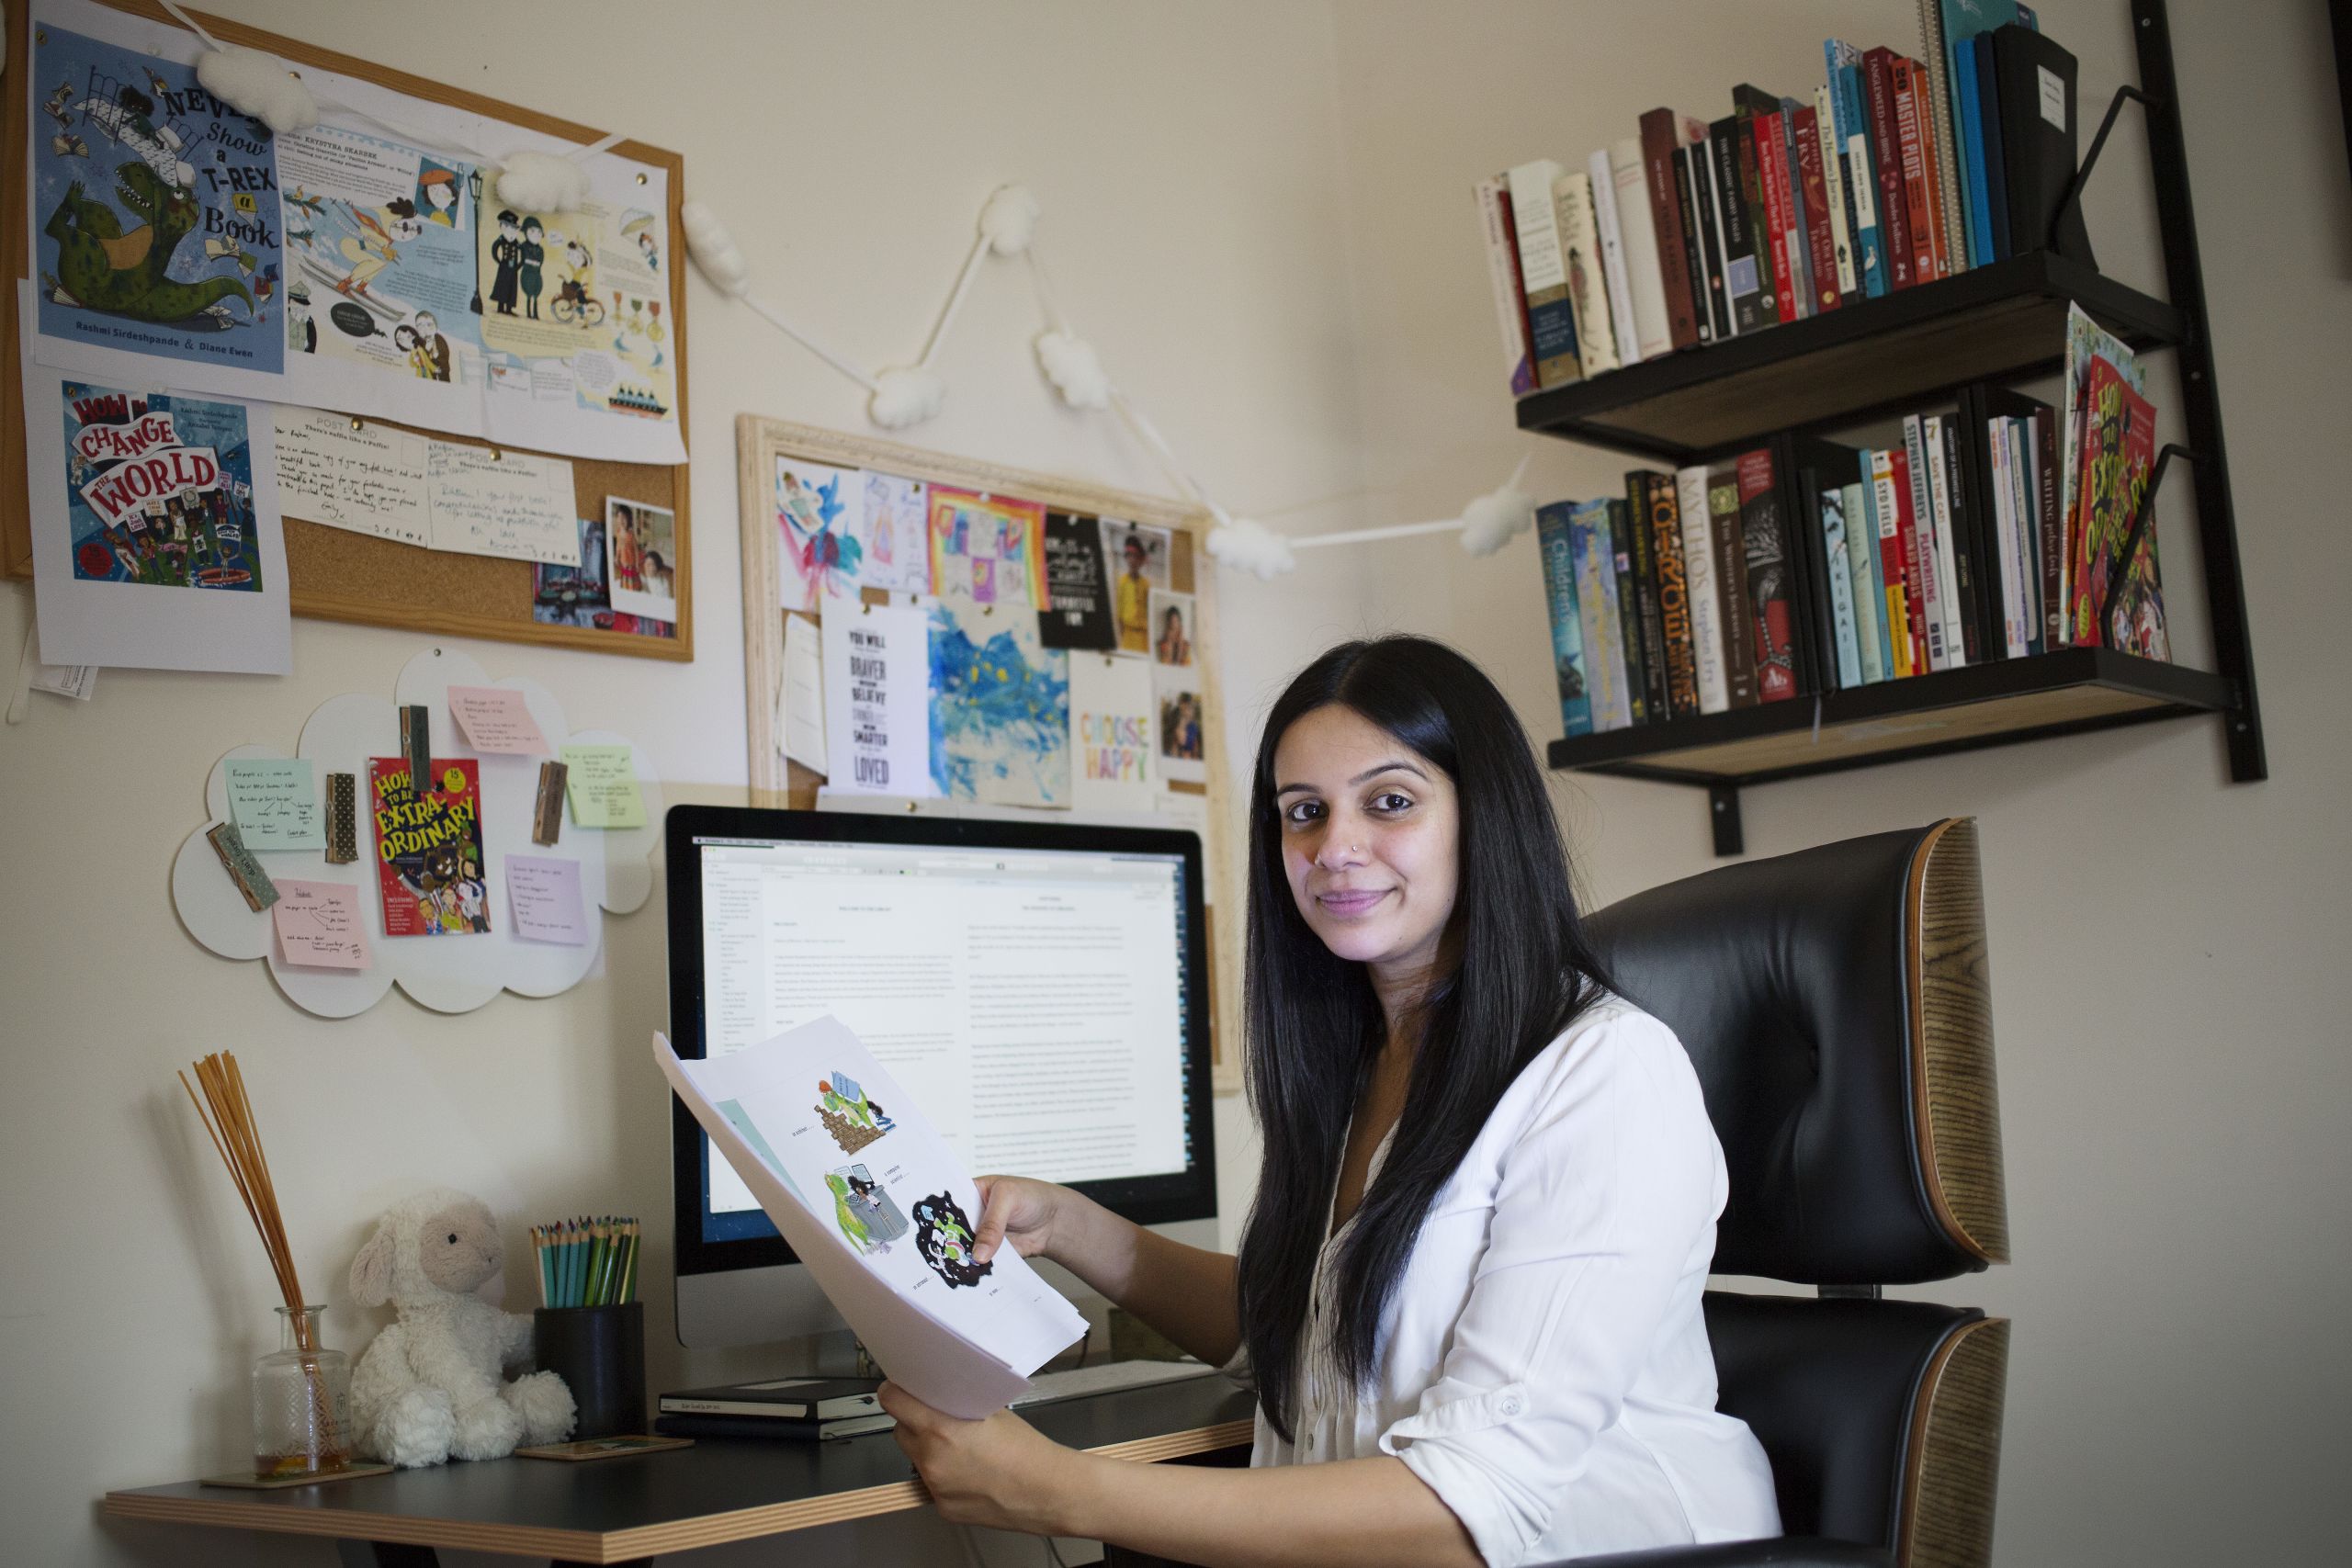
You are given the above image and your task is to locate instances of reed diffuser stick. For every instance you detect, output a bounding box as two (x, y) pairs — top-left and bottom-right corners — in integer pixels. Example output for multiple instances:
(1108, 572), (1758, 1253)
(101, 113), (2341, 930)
(178, 1052), (312, 1349)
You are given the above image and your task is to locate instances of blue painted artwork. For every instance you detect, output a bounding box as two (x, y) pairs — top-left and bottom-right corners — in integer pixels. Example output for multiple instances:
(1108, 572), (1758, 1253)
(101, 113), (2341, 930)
(928, 599), (1070, 807)
(32, 24), (284, 374)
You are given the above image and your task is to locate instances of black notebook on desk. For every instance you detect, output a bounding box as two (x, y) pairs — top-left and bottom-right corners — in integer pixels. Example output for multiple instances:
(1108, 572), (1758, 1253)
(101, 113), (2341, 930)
(658, 1376), (883, 1422)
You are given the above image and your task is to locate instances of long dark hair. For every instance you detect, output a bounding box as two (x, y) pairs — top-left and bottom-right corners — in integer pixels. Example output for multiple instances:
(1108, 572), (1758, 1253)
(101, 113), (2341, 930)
(1235, 636), (1610, 1441)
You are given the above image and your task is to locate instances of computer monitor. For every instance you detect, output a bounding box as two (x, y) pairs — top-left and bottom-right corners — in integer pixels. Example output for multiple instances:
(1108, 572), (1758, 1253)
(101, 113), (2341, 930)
(665, 806), (1218, 1349)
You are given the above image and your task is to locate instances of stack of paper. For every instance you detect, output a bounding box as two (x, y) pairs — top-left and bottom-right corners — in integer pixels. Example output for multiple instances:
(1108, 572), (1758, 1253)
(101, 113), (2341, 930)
(654, 1017), (1088, 1416)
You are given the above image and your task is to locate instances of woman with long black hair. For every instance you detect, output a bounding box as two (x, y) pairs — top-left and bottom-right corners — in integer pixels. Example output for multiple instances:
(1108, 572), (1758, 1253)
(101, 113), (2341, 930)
(880, 637), (1779, 1566)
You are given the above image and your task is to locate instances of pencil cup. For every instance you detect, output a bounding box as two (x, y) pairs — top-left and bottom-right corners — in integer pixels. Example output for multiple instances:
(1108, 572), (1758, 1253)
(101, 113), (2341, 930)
(534, 1302), (646, 1439)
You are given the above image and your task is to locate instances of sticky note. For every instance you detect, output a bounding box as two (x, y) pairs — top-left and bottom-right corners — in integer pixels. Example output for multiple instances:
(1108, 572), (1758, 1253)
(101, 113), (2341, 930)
(225, 759), (324, 852)
(505, 854), (591, 944)
(560, 744), (646, 828)
(271, 879), (372, 969)
(447, 685), (550, 755)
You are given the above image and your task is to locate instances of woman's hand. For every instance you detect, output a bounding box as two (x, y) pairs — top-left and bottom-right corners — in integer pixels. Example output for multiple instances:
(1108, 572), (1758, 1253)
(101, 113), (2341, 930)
(970, 1175), (1070, 1265)
(879, 1381), (1093, 1537)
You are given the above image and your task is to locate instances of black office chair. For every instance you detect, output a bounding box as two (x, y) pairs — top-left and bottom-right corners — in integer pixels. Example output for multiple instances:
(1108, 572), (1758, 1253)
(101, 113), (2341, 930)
(1575, 818), (2010, 1568)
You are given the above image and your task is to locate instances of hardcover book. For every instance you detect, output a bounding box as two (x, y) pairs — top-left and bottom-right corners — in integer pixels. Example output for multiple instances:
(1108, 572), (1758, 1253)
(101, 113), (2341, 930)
(1709, 470), (1760, 706)
(1814, 85), (1858, 302)
(1891, 58), (1941, 288)
(1508, 161), (1584, 388)
(1731, 85), (1785, 323)
(1553, 171), (1621, 374)
(1570, 500), (1634, 730)
(1645, 473), (1702, 718)
(1588, 148), (1646, 367)
(1826, 46), (1890, 298)
(1903, 416), (1951, 671)
(1991, 23), (2094, 265)
(1609, 139), (1676, 361)
(1870, 446), (1918, 678)
(1536, 502), (1594, 737)
(1794, 103), (1842, 312)
(1736, 449), (1798, 703)
(1689, 134), (1735, 341)
(1607, 496), (1653, 725)
(1862, 49), (1918, 288)
(1677, 465), (1732, 715)
(1638, 109), (1704, 351)
(1821, 481), (1863, 687)
(1669, 145), (1716, 344)
(1709, 116), (1767, 333)
(1475, 175), (1537, 395)
(2069, 357), (2167, 658)
(1843, 479), (1887, 683)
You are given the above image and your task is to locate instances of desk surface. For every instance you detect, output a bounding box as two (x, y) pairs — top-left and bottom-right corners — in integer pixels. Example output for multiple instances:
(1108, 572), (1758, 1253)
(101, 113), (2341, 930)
(104, 1377), (1256, 1564)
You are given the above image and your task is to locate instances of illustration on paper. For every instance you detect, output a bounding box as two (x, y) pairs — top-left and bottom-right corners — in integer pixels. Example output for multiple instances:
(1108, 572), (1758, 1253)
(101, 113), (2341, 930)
(478, 196), (673, 424)
(32, 23), (283, 371)
(828, 1163), (909, 1255)
(815, 1069), (895, 1156)
(928, 488), (1046, 606)
(857, 471), (930, 593)
(277, 123), (481, 383)
(929, 598), (1071, 807)
(61, 382), (262, 591)
(911, 1192), (991, 1289)
(775, 457), (864, 609)
(368, 757), (489, 938)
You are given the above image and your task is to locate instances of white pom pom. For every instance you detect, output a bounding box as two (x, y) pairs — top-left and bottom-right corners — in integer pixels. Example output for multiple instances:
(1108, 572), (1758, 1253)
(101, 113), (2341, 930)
(195, 46), (317, 134)
(978, 185), (1040, 255)
(1204, 517), (1296, 580)
(497, 151), (590, 214)
(680, 199), (750, 298)
(869, 367), (947, 430)
(1035, 329), (1112, 410)
(1456, 477), (1537, 558)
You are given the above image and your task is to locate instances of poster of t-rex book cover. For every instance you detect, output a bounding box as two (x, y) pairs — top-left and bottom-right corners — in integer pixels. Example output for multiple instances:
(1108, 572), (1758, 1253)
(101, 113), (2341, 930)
(369, 757), (490, 937)
(30, 18), (284, 374)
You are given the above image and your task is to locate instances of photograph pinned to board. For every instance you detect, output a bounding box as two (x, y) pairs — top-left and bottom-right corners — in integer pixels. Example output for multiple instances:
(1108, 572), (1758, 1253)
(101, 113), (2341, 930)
(20, 301), (291, 673)
(775, 454), (863, 610)
(928, 488), (1046, 608)
(533, 516), (674, 637)
(1148, 588), (1195, 668)
(1069, 653), (1157, 813)
(820, 601), (934, 796)
(1040, 512), (1114, 650)
(605, 499), (679, 623)
(857, 472), (931, 595)
(368, 756), (491, 937)
(28, 12), (284, 378)
(1100, 518), (1172, 655)
(929, 596), (1070, 807)
(1154, 665), (1206, 785)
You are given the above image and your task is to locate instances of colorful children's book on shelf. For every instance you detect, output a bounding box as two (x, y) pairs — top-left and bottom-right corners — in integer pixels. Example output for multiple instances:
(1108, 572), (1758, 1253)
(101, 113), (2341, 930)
(1536, 502), (1593, 737)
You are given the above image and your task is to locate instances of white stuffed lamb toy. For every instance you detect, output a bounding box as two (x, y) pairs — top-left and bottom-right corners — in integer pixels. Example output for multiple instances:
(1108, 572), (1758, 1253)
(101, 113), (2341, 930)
(347, 1189), (575, 1467)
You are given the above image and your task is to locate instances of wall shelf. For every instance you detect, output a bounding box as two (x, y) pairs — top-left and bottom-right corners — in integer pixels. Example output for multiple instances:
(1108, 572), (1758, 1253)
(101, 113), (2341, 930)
(1520, 0), (2263, 854)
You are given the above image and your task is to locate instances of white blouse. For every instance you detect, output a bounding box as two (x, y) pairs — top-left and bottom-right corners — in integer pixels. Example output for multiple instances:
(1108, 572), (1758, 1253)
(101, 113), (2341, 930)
(1246, 996), (1781, 1567)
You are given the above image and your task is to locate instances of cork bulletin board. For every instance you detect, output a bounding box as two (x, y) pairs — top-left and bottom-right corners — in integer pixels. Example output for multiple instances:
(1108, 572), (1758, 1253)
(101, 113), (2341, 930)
(736, 415), (1246, 1093)
(0, 0), (695, 660)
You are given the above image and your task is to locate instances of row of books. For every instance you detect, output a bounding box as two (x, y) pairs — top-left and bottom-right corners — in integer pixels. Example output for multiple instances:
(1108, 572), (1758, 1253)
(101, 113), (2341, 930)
(1537, 308), (2169, 739)
(1480, 5), (2092, 392)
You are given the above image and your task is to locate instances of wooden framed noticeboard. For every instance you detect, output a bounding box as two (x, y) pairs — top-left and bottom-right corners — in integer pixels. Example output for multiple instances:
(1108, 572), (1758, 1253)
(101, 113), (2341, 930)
(0, 0), (694, 660)
(737, 415), (1245, 1093)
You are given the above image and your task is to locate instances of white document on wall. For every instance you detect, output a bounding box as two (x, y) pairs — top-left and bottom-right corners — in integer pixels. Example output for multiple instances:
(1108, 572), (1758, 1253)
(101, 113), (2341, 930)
(781, 611), (829, 773)
(272, 409), (433, 547)
(655, 1019), (1088, 1416)
(425, 443), (579, 563)
(1069, 652), (1158, 813)
(820, 601), (934, 795)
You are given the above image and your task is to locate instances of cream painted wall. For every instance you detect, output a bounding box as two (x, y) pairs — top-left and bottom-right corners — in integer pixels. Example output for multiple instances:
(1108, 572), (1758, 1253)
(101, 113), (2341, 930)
(1317, 3), (2351, 1566)
(0, 4), (1364, 1564)
(6, 3), (2345, 1566)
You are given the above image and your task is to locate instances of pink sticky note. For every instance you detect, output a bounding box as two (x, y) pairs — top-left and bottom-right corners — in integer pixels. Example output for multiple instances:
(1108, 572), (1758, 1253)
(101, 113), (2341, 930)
(272, 879), (373, 970)
(447, 685), (551, 755)
(505, 854), (591, 944)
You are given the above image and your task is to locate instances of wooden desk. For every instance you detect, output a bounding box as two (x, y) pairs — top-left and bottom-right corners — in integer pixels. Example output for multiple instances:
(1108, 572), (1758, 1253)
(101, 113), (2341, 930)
(104, 1376), (1256, 1566)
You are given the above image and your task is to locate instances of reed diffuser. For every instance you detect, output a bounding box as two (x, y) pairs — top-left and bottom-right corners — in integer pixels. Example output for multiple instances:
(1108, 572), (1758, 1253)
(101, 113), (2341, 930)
(179, 1052), (354, 1478)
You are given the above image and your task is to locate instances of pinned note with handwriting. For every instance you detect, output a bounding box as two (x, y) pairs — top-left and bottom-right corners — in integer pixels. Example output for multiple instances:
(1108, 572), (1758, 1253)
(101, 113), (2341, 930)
(426, 444), (581, 564)
(505, 854), (591, 944)
(560, 743), (647, 828)
(447, 685), (550, 755)
(272, 880), (372, 969)
(272, 410), (432, 547)
(225, 759), (324, 852)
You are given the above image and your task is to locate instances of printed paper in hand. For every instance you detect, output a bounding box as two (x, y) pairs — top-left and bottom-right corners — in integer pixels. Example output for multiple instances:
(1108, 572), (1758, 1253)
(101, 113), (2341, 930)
(654, 1018), (1088, 1416)
(427, 444), (580, 563)
(505, 854), (591, 944)
(781, 612), (828, 772)
(560, 743), (647, 828)
(820, 602), (934, 795)
(226, 759), (325, 852)
(447, 685), (550, 754)
(272, 411), (431, 547)
(272, 880), (372, 969)
(1069, 653), (1156, 812)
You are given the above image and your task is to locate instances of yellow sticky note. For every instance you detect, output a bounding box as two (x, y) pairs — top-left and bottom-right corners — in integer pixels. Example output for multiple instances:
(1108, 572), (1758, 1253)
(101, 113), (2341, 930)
(560, 744), (647, 829)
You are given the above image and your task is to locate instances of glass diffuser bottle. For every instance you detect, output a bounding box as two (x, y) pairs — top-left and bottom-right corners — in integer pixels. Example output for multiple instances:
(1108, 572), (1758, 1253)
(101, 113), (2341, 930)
(252, 1305), (352, 1477)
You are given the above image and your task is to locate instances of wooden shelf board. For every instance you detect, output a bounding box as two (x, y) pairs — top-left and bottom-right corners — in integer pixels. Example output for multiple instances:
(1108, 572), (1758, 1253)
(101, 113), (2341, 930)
(1515, 254), (2184, 463)
(1548, 649), (2237, 786)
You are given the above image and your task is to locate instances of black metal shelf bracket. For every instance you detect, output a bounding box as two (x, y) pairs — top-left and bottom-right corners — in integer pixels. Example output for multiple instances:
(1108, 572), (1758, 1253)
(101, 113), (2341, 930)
(1708, 784), (1744, 858)
(2050, 84), (2156, 252)
(2096, 442), (2194, 640)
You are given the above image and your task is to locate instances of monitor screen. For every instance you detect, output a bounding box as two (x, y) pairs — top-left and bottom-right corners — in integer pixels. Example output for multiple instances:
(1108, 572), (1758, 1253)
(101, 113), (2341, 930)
(667, 807), (1216, 1282)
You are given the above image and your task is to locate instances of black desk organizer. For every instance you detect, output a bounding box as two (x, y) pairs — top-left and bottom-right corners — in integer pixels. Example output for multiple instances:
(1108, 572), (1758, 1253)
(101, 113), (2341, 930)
(1520, 0), (2263, 854)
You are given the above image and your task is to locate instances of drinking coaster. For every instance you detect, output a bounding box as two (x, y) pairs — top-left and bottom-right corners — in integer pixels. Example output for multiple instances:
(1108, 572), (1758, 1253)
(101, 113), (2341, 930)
(517, 1436), (694, 1462)
(201, 1461), (393, 1490)
(324, 773), (358, 864)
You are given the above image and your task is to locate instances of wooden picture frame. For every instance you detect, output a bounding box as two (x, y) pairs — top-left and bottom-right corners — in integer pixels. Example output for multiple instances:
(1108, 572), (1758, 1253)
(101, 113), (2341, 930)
(2, 0), (694, 660)
(737, 415), (1244, 1094)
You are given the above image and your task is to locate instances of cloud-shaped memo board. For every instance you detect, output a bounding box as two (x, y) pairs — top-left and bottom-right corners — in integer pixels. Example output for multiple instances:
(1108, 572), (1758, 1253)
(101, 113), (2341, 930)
(171, 649), (660, 1018)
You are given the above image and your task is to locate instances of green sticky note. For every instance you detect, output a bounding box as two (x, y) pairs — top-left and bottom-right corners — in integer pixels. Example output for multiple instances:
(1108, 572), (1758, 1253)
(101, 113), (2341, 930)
(560, 744), (647, 829)
(225, 759), (325, 852)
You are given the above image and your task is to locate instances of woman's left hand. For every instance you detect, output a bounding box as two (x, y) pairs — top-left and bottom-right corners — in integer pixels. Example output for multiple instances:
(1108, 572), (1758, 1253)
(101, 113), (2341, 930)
(879, 1381), (1091, 1537)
